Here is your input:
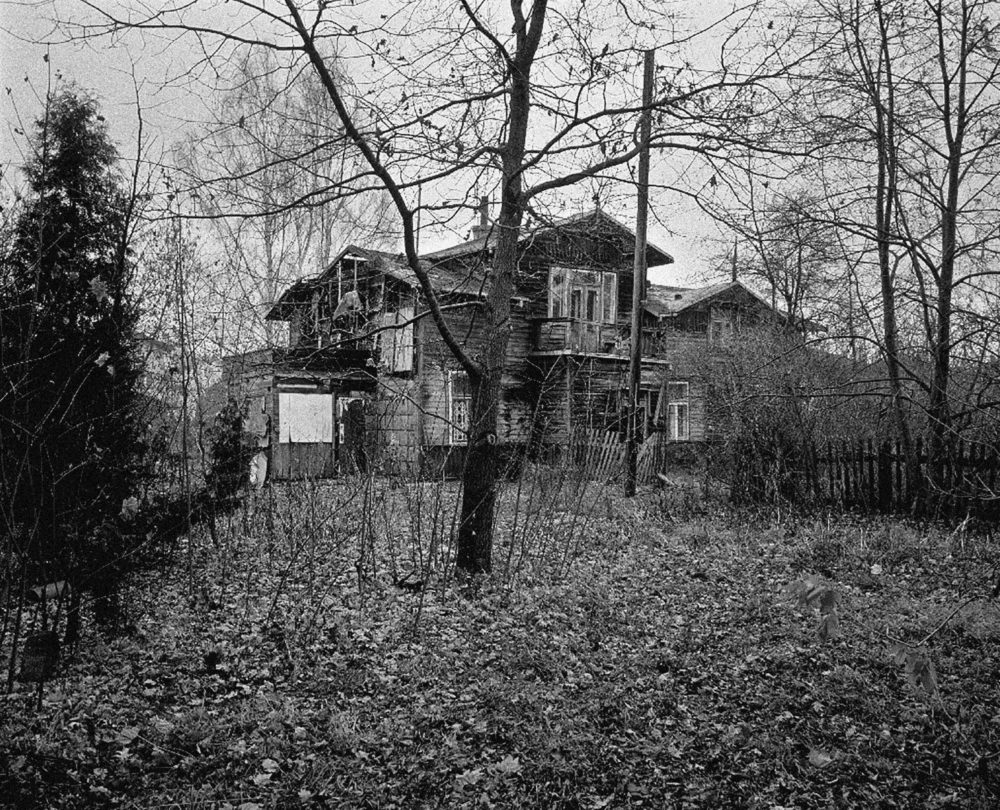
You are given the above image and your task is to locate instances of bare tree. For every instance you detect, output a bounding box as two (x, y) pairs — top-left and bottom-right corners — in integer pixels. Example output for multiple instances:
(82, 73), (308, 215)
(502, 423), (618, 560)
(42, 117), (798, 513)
(706, 189), (840, 330)
(173, 48), (396, 349)
(76, 0), (808, 573)
(803, 0), (1000, 492)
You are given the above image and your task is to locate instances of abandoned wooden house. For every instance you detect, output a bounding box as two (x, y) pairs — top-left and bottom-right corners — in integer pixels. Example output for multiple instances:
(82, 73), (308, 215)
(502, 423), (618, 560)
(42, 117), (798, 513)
(223, 208), (790, 480)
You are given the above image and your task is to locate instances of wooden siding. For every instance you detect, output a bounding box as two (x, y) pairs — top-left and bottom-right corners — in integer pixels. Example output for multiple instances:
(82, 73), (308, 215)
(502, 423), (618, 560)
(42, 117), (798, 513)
(527, 354), (704, 447)
(415, 304), (534, 446)
(271, 442), (337, 480)
(371, 376), (421, 471)
(270, 383), (337, 480)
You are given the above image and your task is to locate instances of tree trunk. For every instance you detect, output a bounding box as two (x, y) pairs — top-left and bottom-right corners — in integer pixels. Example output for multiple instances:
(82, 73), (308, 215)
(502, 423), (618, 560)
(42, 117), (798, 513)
(869, 0), (918, 504)
(454, 1), (544, 574)
(454, 124), (520, 576)
(926, 0), (968, 492)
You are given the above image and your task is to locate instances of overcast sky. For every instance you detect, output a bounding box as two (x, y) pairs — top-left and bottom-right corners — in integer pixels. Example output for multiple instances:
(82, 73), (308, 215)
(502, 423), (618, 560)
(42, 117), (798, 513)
(0, 1), (736, 286)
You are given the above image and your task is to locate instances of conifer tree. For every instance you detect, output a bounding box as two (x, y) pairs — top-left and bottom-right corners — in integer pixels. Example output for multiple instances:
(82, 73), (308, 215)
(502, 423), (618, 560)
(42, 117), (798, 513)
(0, 85), (143, 626)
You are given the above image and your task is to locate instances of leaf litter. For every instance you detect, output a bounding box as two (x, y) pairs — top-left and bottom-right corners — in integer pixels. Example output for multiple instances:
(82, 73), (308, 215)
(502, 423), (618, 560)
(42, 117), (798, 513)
(2, 481), (1000, 808)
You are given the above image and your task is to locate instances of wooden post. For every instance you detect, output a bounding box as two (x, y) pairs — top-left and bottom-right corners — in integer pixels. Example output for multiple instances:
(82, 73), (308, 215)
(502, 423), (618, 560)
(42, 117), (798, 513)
(913, 436), (924, 515)
(626, 49), (655, 497)
(826, 440), (834, 504)
(878, 440), (892, 513)
(866, 438), (876, 512)
(840, 440), (849, 506)
(989, 448), (1000, 522)
(953, 440), (965, 520)
(892, 439), (906, 511)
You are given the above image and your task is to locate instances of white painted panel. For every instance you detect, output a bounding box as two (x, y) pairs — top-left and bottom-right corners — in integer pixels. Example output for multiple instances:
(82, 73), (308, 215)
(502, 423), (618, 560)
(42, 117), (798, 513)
(278, 392), (334, 443)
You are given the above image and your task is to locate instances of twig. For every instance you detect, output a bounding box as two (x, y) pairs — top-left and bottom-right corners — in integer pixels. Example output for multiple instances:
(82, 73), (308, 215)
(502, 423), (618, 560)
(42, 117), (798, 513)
(918, 596), (979, 648)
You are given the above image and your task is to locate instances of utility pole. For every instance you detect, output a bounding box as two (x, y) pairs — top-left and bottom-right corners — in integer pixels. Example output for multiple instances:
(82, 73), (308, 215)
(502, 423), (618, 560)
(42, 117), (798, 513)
(626, 49), (655, 497)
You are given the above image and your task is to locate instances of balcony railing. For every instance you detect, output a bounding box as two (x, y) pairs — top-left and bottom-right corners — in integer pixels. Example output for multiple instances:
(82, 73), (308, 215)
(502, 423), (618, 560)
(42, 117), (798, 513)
(529, 317), (670, 357)
(277, 331), (378, 371)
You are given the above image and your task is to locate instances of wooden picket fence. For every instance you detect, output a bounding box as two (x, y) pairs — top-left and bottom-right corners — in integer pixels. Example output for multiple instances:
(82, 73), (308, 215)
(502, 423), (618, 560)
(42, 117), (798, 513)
(567, 428), (665, 483)
(782, 438), (1000, 522)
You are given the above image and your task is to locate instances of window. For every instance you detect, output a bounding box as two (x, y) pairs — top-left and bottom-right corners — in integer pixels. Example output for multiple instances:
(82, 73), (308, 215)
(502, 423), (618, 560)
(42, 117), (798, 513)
(666, 381), (689, 440)
(548, 267), (618, 324)
(449, 371), (471, 444)
(602, 273), (617, 322)
(709, 312), (734, 344)
(550, 272), (566, 318)
(638, 388), (660, 436)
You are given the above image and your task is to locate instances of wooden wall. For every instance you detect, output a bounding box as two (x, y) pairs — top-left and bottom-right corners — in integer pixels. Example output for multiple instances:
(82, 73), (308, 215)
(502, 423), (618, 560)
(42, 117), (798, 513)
(371, 376), (422, 472)
(415, 301), (534, 447)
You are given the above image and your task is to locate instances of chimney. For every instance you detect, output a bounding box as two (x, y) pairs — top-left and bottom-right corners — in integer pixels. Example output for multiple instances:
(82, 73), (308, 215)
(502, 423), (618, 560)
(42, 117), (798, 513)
(731, 238), (738, 283)
(470, 196), (490, 241)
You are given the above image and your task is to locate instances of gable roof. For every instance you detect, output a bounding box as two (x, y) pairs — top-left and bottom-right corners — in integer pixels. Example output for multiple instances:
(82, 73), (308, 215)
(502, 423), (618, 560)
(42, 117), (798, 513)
(645, 279), (828, 333)
(422, 207), (674, 267)
(267, 209), (675, 321)
(645, 280), (783, 318)
(266, 244), (486, 321)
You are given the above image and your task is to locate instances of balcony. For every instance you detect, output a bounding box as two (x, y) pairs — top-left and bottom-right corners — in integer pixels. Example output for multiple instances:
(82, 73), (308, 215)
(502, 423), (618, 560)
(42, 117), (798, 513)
(277, 331), (378, 371)
(529, 317), (669, 357)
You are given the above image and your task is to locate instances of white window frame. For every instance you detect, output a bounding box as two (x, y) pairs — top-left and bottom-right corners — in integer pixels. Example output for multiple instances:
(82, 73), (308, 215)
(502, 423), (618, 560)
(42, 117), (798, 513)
(448, 371), (471, 445)
(548, 267), (618, 324)
(666, 381), (690, 441)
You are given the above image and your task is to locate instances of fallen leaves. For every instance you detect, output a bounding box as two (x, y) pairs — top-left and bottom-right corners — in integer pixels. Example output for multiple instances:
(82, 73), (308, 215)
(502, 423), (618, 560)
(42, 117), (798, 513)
(2, 485), (998, 808)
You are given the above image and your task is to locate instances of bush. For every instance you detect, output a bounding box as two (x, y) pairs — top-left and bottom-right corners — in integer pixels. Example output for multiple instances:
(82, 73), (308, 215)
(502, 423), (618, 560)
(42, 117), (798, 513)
(206, 398), (255, 501)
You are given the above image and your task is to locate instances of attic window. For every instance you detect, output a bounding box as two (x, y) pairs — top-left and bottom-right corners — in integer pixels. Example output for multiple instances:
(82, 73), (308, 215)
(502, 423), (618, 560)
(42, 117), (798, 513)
(674, 293), (683, 300)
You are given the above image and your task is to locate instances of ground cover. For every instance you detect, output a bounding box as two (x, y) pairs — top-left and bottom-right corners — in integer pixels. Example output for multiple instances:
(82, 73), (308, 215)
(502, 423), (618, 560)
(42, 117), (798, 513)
(2, 475), (999, 809)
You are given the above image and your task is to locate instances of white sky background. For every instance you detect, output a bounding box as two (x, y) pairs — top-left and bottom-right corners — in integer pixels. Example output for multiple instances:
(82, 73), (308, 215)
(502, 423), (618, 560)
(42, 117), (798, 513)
(0, 0), (758, 287)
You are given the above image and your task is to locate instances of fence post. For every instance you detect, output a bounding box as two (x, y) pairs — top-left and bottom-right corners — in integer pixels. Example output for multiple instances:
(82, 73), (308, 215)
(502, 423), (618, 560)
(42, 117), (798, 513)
(844, 440), (851, 506)
(953, 440), (965, 521)
(989, 447), (1000, 522)
(913, 436), (924, 516)
(825, 440), (834, 504)
(878, 440), (892, 513)
(893, 439), (906, 511)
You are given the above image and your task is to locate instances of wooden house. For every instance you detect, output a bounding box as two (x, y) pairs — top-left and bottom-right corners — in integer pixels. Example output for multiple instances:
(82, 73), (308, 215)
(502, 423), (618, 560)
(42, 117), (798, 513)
(223, 208), (789, 479)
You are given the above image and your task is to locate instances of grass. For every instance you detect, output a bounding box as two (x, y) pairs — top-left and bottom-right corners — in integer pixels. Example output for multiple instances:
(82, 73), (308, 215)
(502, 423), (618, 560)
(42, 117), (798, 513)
(2, 474), (1000, 809)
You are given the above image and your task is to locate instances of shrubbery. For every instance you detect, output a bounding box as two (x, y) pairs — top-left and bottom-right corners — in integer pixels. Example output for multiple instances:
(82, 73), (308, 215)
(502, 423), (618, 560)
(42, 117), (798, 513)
(0, 86), (149, 641)
(206, 398), (255, 501)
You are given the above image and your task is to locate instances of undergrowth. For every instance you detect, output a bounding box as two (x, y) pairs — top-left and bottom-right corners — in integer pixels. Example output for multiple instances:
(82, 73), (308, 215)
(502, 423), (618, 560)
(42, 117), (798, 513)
(2, 476), (999, 809)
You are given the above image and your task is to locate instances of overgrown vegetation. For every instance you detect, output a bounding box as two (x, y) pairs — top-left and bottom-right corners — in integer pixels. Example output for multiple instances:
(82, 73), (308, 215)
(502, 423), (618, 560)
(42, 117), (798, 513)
(0, 86), (148, 650)
(2, 477), (998, 808)
(207, 398), (255, 502)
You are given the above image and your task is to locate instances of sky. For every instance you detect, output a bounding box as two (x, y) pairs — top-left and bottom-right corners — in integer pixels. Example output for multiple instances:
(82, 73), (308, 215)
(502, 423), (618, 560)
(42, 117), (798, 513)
(0, 1), (737, 287)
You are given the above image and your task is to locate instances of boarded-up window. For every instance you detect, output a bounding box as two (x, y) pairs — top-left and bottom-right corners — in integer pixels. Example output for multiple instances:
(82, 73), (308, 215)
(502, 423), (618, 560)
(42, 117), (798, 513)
(278, 392), (334, 443)
(666, 382), (689, 440)
(449, 372), (471, 445)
